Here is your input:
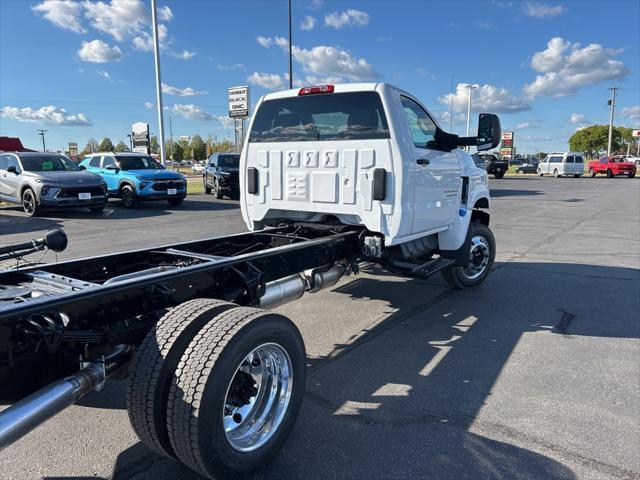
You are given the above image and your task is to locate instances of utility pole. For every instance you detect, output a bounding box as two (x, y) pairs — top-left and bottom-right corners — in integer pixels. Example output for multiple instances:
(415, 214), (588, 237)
(169, 115), (174, 170)
(449, 75), (454, 132)
(151, 0), (166, 166)
(288, 0), (293, 89)
(127, 133), (133, 151)
(37, 129), (47, 152)
(465, 84), (477, 151)
(607, 87), (618, 157)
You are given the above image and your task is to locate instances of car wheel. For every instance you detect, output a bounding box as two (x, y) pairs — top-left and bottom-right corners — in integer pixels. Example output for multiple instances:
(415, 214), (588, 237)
(494, 171), (504, 179)
(553, 169), (560, 178)
(589, 168), (596, 177)
(22, 188), (40, 217)
(441, 222), (496, 289)
(212, 180), (223, 199)
(628, 173), (636, 178)
(537, 169), (543, 177)
(89, 205), (105, 213)
(121, 184), (138, 208)
(606, 169), (614, 178)
(573, 174), (581, 178)
(168, 197), (184, 207)
(516, 168), (523, 174)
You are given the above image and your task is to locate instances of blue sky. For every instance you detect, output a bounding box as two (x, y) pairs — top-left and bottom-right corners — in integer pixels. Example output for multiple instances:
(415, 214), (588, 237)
(1, 0), (639, 154)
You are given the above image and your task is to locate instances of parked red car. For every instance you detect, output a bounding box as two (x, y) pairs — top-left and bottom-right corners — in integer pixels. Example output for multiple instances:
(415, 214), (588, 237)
(588, 156), (636, 178)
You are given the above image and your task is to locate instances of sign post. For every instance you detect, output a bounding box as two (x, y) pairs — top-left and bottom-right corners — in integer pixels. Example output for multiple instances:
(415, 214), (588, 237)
(228, 86), (250, 153)
(633, 129), (640, 155)
(500, 132), (514, 161)
(131, 122), (150, 154)
(68, 142), (78, 161)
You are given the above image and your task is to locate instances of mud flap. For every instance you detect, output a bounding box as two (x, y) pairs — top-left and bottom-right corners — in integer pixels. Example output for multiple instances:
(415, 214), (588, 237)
(438, 223), (472, 267)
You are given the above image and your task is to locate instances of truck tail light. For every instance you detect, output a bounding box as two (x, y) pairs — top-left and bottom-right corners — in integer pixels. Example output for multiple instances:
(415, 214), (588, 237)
(298, 85), (334, 96)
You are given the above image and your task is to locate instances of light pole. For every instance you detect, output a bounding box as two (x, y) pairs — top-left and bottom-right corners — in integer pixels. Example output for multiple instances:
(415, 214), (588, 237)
(288, 0), (293, 89)
(126, 133), (133, 151)
(465, 84), (477, 151)
(606, 87), (618, 157)
(37, 129), (48, 152)
(151, 0), (166, 165)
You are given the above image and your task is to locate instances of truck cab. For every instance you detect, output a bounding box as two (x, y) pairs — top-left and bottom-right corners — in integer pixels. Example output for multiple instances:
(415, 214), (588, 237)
(240, 83), (499, 276)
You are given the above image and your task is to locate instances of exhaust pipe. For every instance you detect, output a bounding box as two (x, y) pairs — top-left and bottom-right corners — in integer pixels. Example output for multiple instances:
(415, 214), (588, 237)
(260, 264), (345, 309)
(0, 346), (130, 451)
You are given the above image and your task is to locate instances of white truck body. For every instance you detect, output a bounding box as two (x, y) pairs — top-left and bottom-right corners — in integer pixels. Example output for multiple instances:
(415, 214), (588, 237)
(240, 83), (491, 252)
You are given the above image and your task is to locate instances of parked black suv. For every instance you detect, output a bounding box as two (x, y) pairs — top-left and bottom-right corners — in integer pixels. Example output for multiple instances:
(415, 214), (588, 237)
(472, 153), (509, 179)
(203, 153), (240, 199)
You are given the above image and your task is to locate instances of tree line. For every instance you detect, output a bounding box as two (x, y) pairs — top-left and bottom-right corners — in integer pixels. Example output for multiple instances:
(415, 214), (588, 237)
(569, 125), (637, 159)
(78, 134), (236, 161)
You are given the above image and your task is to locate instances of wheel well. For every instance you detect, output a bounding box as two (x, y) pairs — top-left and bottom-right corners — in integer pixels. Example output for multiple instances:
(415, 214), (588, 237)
(20, 184), (34, 197)
(471, 207), (490, 226)
(119, 180), (135, 192)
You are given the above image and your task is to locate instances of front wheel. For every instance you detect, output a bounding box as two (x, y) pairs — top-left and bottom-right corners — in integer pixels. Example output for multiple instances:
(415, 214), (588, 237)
(629, 173), (636, 178)
(607, 169), (614, 178)
(22, 188), (40, 217)
(589, 168), (596, 177)
(553, 169), (560, 178)
(120, 185), (138, 208)
(573, 174), (581, 178)
(441, 222), (496, 289)
(538, 169), (543, 177)
(167, 307), (306, 478)
(494, 171), (504, 179)
(212, 180), (223, 199)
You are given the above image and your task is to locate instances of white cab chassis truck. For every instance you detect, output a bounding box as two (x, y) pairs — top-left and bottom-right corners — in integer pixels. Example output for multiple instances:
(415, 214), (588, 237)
(0, 83), (500, 479)
(242, 83), (500, 287)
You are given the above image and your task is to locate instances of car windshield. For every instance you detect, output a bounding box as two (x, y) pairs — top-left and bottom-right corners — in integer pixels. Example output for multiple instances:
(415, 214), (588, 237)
(218, 155), (239, 168)
(609, 157), (624, 163)
(21, 155), (80, 172)
(116, 156), (162, 170)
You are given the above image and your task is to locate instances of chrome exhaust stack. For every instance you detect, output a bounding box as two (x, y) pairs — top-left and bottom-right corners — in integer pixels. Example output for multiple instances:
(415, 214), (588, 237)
(259, 264), (346, 309)
(0, 346), (131, 451)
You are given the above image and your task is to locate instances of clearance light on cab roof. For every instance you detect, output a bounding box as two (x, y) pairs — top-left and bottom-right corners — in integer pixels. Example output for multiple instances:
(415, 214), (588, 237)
(298, 85), (335, 95)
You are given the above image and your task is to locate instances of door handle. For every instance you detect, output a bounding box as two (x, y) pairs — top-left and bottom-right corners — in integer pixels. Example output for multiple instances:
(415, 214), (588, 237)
(416, 158), (430, 166)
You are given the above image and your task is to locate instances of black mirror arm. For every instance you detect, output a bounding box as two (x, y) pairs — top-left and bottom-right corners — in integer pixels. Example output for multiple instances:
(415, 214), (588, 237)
(434, 128), (476, 151)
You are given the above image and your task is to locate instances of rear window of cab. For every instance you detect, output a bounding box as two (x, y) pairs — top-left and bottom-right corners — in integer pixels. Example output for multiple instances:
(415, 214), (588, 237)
(249, 91), (390, 143)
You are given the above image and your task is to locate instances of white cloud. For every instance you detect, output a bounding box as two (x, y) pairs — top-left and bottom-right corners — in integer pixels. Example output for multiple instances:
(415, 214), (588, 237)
(83, 0), (148, 42)
(168, 49), (196, 60)
(168, 104), (214, 121)
(433, 110), (466, 126)
(569, 113), (588, 124)
(256, 35), (273, 48)
(476, 21), (495, 30)
(78, 39), (123, 63)
(438, 83), (531, 114)
(144, 102), (154, 109)
(524, 37), (629, 98)
(324, 9), (370, 29)
(416, 67), (435, 79)
(619, 106), (640, 122)
(158, 5), (173, 21)
(161, 83), (206, 96)
(522, 1), (565, 18)
(132, 24), (168, 51)
(248, 72), (287, 90)
(292, 45), (377, 81)
(96, 70), (114, 82)
(32, 0), (86, 33)
(515, 121), (535, 129)
(216, 63), (245, 71)
(300, 15), (316, 31)
(215, 115), (235, 129)
(1, 105), (92, 126)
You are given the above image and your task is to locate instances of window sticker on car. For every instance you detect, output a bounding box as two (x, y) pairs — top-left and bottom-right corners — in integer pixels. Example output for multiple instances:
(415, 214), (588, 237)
(42, 161), (53, 171)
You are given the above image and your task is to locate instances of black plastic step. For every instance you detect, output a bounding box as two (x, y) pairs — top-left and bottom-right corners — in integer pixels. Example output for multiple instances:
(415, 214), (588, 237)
(410, 257), (456, 277)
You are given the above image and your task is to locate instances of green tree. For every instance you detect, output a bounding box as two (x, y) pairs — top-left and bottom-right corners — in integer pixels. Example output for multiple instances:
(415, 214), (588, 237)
(150, 135), (160, 154)
(190, 134), (207, 160)
(569, 125), (611, 159)
(114, 140), (129, 152)
(99, 137), (114, 152)
(172, 142), (184, 162)
(179, 139), (191, 159)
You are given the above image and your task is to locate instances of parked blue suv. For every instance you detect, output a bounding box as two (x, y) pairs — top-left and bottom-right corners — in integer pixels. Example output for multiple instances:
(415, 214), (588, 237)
(80, 153), (186, 208)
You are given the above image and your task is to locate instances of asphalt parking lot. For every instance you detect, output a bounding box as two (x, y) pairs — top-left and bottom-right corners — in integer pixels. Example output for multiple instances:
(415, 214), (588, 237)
(1, 176), (639, 480)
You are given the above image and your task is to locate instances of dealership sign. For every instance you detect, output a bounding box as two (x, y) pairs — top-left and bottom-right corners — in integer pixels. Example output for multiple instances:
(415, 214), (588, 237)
(500, 131), (514, 159)
(228, 86), (249, 118)
(132, 122), (150, 154)
(633, 129), (640, 137)
(68, 142), (78, 161)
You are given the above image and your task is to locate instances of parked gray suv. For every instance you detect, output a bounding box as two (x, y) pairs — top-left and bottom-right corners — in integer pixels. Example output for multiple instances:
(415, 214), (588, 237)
(0, 152), (107, 216)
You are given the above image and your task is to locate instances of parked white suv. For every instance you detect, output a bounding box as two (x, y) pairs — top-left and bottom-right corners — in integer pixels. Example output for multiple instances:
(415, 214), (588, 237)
(240, 83), (502, 287)
(537, 152), (584, 177)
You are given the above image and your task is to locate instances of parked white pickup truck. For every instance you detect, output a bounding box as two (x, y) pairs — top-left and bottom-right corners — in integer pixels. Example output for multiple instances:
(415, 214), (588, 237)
(241, 83), (501, 288)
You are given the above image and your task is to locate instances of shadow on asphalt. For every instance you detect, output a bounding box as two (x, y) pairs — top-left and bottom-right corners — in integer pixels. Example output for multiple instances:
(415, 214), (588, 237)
(489, 188), (544, 198)
(58, 261), (640, 479)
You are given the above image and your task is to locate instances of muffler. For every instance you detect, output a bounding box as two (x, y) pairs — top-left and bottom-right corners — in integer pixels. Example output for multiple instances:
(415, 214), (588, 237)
(0, 346), (130, 451)
(259, 264), (345, 309)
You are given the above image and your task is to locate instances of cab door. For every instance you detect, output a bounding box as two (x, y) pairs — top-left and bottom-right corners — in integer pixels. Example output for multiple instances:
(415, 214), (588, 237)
(0, 155), (22, 200)
(399, 95), (461, 234)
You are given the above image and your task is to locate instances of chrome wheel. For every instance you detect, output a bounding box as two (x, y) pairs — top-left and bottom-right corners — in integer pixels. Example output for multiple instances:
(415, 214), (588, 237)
(462, 235), (490, 280)
(223, 342), (293, 453)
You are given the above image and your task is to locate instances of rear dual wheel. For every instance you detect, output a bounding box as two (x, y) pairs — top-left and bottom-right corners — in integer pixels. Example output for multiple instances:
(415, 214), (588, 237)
(127, 299), (306, 479)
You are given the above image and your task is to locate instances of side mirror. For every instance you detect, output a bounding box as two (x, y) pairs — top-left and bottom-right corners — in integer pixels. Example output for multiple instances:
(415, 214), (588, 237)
(79, 165), (86, 170)
(7, 165), (18, 174)
(476, 113), (501, 151)
(105, 164), (118, 171)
